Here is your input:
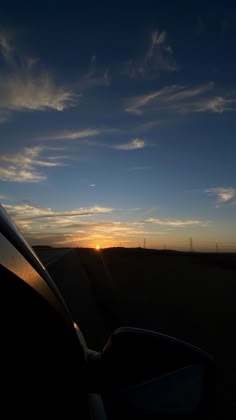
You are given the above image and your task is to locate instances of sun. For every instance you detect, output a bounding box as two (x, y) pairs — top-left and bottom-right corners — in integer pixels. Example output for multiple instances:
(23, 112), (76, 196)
(95, 244), (100, 251)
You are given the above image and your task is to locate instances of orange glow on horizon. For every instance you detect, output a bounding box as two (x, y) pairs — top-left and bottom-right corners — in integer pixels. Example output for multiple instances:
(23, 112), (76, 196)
(95, 244), (100, 250)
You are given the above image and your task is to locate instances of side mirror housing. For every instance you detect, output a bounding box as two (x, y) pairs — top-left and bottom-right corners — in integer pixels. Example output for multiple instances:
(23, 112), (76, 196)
(87, 327), (215, 418)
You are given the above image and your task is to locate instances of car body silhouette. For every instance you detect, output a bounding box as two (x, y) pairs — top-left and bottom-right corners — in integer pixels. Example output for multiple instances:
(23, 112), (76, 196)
(0, 203), (215, 419)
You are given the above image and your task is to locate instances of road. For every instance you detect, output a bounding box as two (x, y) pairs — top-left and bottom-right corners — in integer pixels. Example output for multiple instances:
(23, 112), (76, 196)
(42, 248), (109, 350)
(35, 246), (234, 419)
(33, 246), (71, 267)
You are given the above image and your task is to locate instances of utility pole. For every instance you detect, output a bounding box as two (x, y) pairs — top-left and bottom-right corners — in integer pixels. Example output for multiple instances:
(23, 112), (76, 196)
(189, 237), (193, 252)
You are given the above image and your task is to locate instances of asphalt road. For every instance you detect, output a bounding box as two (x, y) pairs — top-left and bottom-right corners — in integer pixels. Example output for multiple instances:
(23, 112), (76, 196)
(33, 247), (71, 267)
(44, 248), (109, 350)
(35, 247), (232, 419)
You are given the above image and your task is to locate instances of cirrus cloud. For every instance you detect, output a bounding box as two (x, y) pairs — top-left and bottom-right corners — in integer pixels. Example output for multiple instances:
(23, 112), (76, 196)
(0, 72), (77, 114)
(41, 127), (118, 141)
(2, 201), (208, 248)
(205, 187), (236, 204)
(4, 203), (113, 220)
(123, 29), (176, 79)
(125, 82), (236, 117)
(0, 28), (77, 121)
(145, 218), (205, 227)
(0, 146), (66, 182)
(113, 138), (145, 150)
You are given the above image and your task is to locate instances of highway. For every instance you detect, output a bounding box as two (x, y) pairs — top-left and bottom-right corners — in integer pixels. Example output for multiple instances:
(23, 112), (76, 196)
(39, 247), (109, 351)
(33, 246), (71, 267)
(34, 246), (235, 419)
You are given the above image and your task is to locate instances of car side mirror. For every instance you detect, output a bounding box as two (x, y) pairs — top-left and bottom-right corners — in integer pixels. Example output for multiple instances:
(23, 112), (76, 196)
(87, 327), (215, 419)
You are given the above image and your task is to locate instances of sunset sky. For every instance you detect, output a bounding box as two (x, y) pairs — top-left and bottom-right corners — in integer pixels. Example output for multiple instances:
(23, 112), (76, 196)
(0, 1), (236, 251)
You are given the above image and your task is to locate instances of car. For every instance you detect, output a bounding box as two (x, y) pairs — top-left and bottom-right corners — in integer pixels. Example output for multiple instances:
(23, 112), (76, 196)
(0, 203), (215, 419)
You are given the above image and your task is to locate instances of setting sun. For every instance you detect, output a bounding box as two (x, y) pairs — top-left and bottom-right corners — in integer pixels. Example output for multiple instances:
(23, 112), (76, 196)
(95, 245), (100, 251)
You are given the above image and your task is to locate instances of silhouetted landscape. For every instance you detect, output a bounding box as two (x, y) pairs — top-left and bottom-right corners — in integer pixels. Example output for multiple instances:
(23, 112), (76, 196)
(33, 246), (236, 419)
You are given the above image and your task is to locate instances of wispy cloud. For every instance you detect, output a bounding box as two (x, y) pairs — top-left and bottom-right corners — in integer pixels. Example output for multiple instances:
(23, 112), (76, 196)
(4, 203), (113, 220)
(0, 73), (77, 114)
(145, 218), (205, 227)
(145, 30), (175, 70)
(197, 96), (236, 113)
(41, 130), (146, 153)
(113, 138), (145, 150)
(26, 214), (205, 247)
(41, 127), (118, 141)
(3, 202), (114, 245)
(0, 167), (46, 183)
(40, 129), (147, 152)
(0, 29), (14, 62)
(0, 146), (65, 182)
(205, 187), (236, 204)
(123, 29), (176, 79)
(0, 28), (77, 121)
(3, 201), (207, 247)
(77, 55), (111, 90)
(125, 82), (236, 116)
(126, 89), (168, 115)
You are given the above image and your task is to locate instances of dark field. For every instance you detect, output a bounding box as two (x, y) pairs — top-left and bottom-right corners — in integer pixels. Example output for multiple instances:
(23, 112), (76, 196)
(35, 247), (236, 419)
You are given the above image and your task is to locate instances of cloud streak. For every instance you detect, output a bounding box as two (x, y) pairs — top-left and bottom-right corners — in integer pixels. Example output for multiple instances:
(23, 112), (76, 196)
(4, 203), (113, 220)
(113, 138), (145, 150)
(0, 146), (65, 182)
(42, 127), (118, 141)
(145, 218), (205, 227)
(125, 82), (236, 116)
(39, 129), (146, 152)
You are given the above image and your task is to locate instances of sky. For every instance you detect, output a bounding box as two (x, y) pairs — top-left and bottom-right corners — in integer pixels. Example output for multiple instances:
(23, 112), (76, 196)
(0, 0), (236, 251)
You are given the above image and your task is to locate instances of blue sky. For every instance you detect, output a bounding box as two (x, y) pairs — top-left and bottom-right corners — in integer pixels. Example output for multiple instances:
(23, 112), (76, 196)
(0, 1), (236, 251)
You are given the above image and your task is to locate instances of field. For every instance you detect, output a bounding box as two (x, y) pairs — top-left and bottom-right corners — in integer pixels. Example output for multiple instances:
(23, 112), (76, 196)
(36, 246), (236, 419)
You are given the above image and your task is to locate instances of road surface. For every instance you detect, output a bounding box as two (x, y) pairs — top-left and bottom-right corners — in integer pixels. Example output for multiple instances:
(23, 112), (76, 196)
(33, 246), (236, 419)
(42, 248), (109, 350)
